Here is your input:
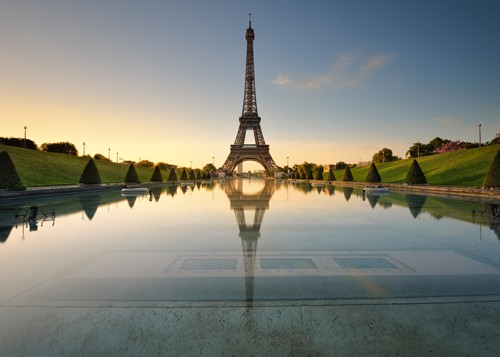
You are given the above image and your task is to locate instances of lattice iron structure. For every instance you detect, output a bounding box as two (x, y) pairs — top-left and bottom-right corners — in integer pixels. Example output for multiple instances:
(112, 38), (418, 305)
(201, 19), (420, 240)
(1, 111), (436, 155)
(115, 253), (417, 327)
(222, 179), (276, 300)
(222, 15), (277, 175)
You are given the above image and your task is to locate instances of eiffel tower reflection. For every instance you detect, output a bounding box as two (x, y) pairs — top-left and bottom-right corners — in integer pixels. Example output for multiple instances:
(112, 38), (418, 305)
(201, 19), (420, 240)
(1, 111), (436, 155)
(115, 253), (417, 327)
(222, 179), (276, 301)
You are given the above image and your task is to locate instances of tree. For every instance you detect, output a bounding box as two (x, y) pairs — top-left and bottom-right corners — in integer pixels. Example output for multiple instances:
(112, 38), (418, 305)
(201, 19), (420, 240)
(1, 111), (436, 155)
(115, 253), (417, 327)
(342, 166), (354, 182)
(483, 149), (500, 188)
(156, 162), (176, 171)
(372, 148), (398, 163)
(41, 142), (78, 155)
(429, 137), (449, 151)
(202, 163), (216, 173)
(188, 169), (196, 180)
(433, 140), (466, 154)
(167, 168), (178, 181)
(150, 166), (163, 182)
(93, 153), (111, 162)
(0, 137), (37, 150)
(335, 161), (348, 170)
(137, 160), (155, 168)
(79, 158), (101, 184)
(314, 166), (324, 180)
(405, 159), (427, 184)
(0, 151), (25, 190)
(407, 137), (451, 158)
(124, 163), (140, 183)
(365, 162), (381, 182)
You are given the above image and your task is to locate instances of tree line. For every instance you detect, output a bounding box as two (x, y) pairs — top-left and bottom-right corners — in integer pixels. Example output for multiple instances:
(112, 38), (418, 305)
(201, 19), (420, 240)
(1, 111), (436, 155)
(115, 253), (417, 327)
(2, 134), (499, 175)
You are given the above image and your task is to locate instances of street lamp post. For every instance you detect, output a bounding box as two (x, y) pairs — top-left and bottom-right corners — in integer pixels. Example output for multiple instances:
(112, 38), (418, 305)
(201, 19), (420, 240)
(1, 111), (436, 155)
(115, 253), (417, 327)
(212, 156), (215, 165)
(83, 142), (85, 156)
(23, 126), (27, 148)
(108, 148), (110, 160)
(478, 123), (482, 147)
(116, 152), (118, 163)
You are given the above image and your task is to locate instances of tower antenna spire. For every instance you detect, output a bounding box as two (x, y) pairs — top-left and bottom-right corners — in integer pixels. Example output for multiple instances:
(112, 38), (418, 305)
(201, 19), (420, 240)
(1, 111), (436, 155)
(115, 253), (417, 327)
(249, 13), (252, 28)
(221, 17), (277, 176)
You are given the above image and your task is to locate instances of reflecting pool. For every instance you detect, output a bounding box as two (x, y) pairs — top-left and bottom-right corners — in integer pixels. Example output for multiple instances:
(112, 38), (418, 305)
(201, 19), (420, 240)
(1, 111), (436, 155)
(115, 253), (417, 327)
(2, 180), (500, 355)
(1, 180), (500, 306)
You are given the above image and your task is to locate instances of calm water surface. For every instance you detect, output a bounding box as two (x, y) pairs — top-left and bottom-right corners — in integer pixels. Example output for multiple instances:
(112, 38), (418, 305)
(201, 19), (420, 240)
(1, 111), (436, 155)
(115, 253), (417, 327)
(1, 180), (500, 306)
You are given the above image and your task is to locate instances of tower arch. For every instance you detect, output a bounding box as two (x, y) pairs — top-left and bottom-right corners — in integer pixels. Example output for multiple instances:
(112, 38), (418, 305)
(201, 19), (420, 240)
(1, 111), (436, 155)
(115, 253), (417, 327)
(222, 15), (277, 176)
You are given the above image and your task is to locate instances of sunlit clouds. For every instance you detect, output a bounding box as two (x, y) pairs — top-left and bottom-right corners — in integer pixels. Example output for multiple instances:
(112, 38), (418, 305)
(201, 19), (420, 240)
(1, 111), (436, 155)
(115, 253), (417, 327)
(272, 53), (394, 90)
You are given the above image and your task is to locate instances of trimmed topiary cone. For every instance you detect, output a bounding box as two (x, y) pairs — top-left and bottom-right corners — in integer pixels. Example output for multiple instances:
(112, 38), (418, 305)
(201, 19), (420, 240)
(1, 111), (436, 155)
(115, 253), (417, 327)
(150, 166), (163, 182)
(405, 159), (427, 184)
(180, 168), (188, 180)
(314, 167), (324, 180)
(365, 162), (382, 183)
(327, 169), (336, 181)
(483, 149), (500, 188)
(124, 163), (140, 183)
(167, 168), (177, 181)
(0, 151), (25, 190)
(342, 166), (354, 182)
(79, 158), (102, 184)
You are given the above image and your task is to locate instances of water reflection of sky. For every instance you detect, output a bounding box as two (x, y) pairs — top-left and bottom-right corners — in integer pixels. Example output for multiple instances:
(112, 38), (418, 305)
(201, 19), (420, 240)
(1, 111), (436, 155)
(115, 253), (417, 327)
(0, 180), (499, 305)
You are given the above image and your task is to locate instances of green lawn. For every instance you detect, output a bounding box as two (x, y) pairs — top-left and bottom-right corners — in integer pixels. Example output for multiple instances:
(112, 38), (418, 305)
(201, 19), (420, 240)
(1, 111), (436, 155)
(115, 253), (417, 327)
(0, 144), (170, 187)
(333, 144), (499, 187)
(1, 144), (499, 187)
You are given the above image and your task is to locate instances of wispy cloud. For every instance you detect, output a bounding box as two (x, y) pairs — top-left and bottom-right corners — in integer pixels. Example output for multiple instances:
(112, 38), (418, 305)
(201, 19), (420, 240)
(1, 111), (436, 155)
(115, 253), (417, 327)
(272, 53), (394, 90)
(271, 74), (292, 86)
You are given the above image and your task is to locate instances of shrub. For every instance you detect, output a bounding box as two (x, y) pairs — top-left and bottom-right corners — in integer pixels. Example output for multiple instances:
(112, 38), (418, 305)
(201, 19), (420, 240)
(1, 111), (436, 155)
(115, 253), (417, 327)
(180, 168), (188, 180)
(342, 166), (354, 182)
(188, 170), (195, 180)
(79, 158), (101, 184)
(124, 164), (140, 183)
(307, 169), (314, 180)
(0, 137), (37, 150)
(167, 168), (178, 181)
(335, 161), (348, 170)
(365, 162), (382, 183)
(483, 149), (500, 188)
(150, 166), (163, 182)
(41, 142), (78, 155)
(327, 169), (336, 181)
(0, 151), (25, 190)
(314, 166), (324, 180)
(405, 159), (427, 184)
(93, 153), (111, 162)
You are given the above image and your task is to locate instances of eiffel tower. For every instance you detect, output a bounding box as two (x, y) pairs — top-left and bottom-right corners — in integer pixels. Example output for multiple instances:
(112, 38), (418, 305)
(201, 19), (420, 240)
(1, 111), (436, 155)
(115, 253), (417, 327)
(222, 15), (277, 176)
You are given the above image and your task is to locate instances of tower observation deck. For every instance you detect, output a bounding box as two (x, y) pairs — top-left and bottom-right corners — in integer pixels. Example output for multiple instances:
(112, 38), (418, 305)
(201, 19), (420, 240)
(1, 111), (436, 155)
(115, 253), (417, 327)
(221, 15), (277, 175)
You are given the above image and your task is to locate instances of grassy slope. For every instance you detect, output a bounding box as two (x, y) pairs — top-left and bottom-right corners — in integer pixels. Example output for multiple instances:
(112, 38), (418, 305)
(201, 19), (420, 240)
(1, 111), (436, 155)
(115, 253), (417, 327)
(334, 144), (499, 186)
(0, 145), (170, 186)
(1, 144), (499, 187)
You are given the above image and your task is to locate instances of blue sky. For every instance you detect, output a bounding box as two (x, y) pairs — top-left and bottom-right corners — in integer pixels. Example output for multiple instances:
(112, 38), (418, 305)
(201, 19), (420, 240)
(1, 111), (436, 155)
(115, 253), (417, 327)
(1, 0), (499, 169)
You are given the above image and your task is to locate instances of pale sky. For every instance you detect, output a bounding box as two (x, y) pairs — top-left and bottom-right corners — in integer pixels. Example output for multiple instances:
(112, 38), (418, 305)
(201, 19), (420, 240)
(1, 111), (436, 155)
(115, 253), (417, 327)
(1, 0), (499, 170)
